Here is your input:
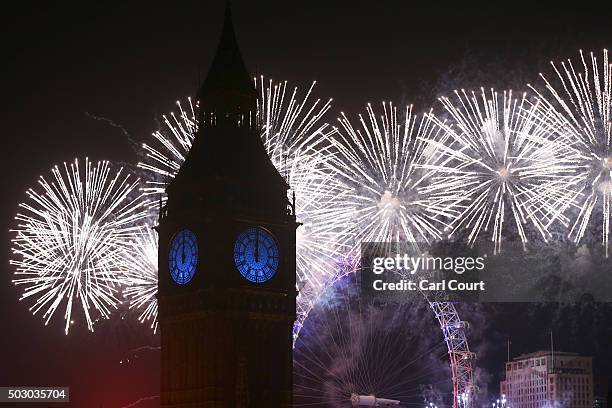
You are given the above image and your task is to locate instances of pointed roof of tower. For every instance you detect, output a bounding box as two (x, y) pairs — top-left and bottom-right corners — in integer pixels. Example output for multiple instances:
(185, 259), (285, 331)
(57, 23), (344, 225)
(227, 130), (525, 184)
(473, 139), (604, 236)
(196, 2), (257, 115)
(165, 2), (289, 214)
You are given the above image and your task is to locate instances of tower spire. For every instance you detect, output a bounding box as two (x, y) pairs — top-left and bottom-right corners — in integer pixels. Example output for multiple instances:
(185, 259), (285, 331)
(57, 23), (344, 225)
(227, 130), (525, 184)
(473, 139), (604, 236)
(165, 1), (288, 208)
(197, 2), (257, 122)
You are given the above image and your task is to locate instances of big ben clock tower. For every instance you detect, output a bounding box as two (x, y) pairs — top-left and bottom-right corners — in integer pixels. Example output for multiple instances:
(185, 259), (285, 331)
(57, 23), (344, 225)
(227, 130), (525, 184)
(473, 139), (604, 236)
(157, 5), (297, 407)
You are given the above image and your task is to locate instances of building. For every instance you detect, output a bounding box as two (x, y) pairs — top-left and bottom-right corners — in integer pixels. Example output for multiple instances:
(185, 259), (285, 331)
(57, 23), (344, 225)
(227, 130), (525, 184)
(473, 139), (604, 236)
(500, 351), (593, 408)
(157, 4), (297, 407)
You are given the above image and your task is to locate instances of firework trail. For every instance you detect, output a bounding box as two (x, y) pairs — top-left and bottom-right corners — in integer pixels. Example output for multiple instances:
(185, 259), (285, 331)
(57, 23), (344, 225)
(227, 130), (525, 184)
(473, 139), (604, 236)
(529, 49), (612, 256)
(328, 102), (457, 256)
(10, 158), (148, 334)
(122, 225), (159, 333)
(119, 345), (161, 365)
(119, 395), (159, 408)
(424, 88), (574, 253)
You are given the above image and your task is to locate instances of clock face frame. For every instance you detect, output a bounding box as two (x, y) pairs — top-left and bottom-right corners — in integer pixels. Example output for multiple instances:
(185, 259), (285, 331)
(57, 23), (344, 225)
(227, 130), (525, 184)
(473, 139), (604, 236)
(233, 226), (280, 283)
(168, 229), (198, 285)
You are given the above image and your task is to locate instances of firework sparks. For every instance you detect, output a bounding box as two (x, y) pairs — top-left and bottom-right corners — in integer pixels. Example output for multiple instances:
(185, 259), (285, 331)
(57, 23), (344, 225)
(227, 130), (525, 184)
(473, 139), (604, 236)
(290, 146), (349, 340)
(256, 77), (343, 289)
(10, 158), (148, 334)
(529, 49), (612, 255)
(328, 102), (457, 256)
(424, 88), (574, 253)
(122, 225), (159, 333)
(119, 395), (160, 408)
(258, 78), (332, 164)
(138, 98), (198, 200)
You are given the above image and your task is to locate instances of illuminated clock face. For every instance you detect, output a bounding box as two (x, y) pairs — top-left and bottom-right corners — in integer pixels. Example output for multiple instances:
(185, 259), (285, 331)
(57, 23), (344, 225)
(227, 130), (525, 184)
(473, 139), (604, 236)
(168, 229), (198, 285)
(234, 227), (279, 283)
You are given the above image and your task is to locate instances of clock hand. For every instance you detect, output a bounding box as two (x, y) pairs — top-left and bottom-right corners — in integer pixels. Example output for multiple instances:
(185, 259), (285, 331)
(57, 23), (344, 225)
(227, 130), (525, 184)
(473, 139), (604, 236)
(254, 230), (259, 263)
(182, 245), (186, 264)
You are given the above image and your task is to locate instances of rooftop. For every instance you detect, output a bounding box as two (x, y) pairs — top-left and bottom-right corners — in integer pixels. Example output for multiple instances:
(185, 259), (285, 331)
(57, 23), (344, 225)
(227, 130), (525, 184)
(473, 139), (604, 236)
(511, 351), (585, 361)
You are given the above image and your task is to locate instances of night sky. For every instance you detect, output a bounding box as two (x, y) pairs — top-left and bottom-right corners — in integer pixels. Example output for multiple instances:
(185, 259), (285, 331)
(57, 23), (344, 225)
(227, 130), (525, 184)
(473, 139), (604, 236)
(1, 2), (611, 407)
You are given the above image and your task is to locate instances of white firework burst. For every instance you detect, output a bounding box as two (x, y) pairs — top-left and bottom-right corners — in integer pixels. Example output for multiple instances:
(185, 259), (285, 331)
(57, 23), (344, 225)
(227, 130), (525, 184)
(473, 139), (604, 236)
(529, 49), (612, 255)
(328, 102), (457, 256)
(122, 225), (159, 333)
(10, 158), (148, 334)
(424, 88), (574, 253)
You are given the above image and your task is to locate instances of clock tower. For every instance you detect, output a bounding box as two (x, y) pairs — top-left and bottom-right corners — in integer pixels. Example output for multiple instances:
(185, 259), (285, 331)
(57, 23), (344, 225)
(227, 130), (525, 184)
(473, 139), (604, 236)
(157, 5), (297, 407)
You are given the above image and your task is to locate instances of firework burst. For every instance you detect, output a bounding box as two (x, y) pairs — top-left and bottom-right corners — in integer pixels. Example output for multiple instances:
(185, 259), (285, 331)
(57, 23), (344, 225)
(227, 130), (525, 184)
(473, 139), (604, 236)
(529, 49), (612, 255)
(10, 158), (148, 334)
(424, 88), (574, 253)
(328, 102), (457, 256)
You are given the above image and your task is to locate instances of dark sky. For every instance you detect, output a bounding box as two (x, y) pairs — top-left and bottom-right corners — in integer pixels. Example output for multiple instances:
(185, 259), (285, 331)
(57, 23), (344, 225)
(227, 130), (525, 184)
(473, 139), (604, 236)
(1, 2), (611, 407)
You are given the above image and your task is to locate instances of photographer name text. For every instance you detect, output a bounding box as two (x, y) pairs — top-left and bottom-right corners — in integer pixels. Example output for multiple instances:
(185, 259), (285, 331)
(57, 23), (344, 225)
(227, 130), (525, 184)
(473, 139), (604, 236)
(371, 279), (485, 292)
